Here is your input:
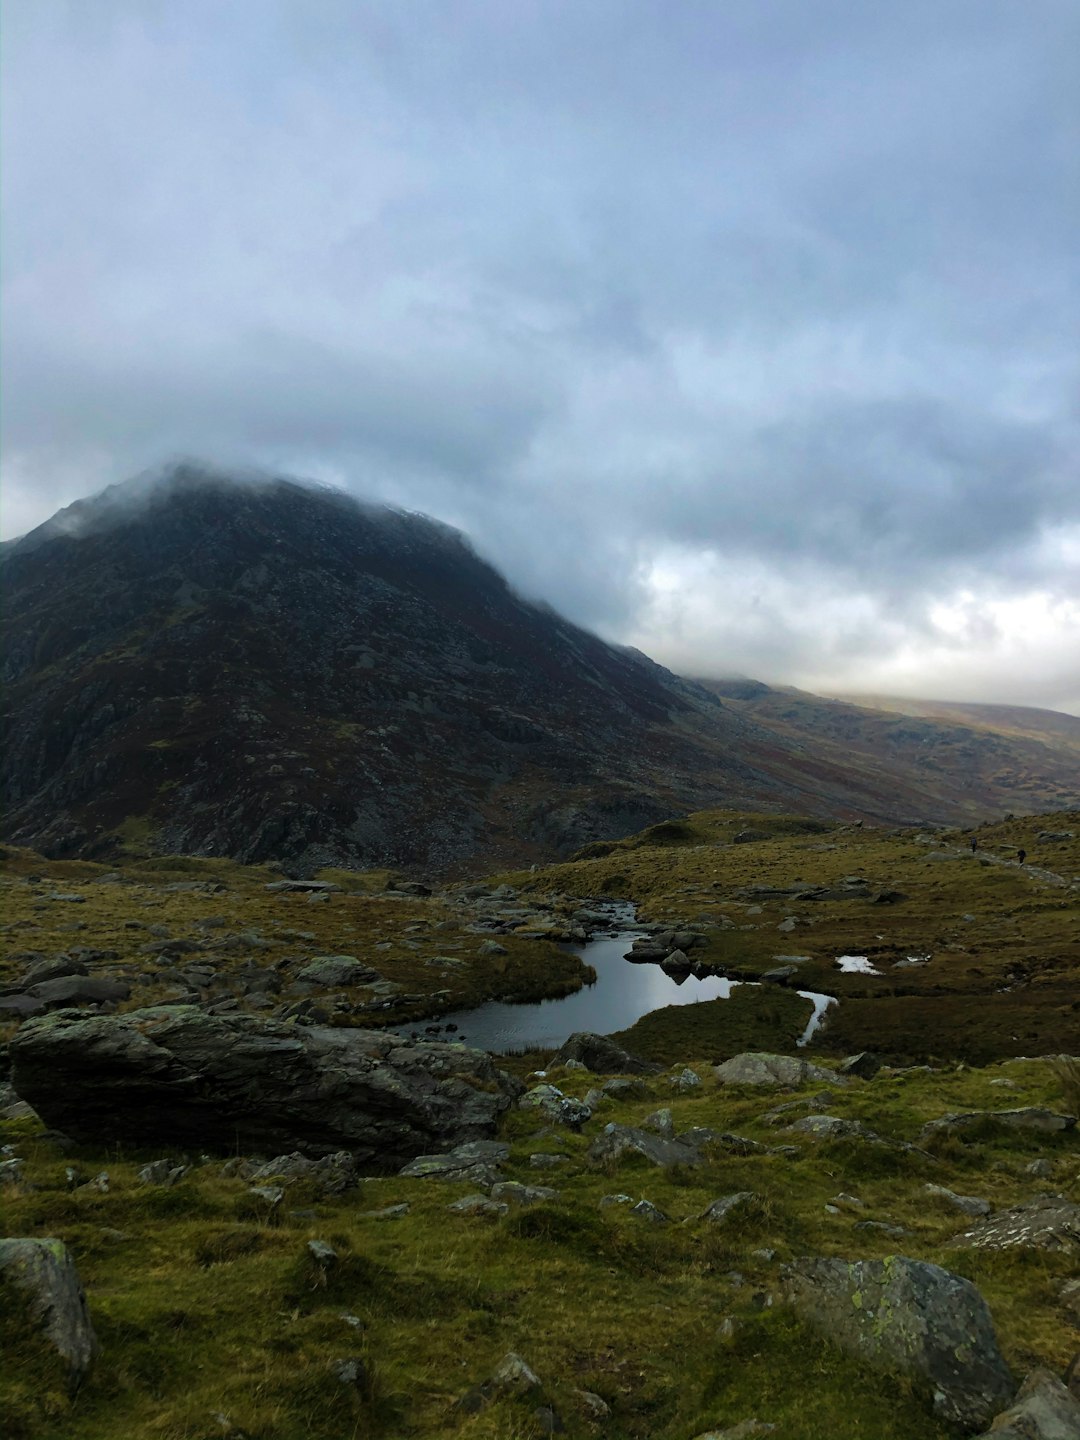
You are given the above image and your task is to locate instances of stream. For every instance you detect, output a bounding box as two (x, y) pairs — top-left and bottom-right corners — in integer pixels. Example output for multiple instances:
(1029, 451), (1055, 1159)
(434, 902), (836, 1055)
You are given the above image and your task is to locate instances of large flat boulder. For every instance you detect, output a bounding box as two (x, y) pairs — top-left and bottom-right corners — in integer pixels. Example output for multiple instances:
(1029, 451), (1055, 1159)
(8, 1006), (522, 1171)
(949, 1197), (1080, 1254)
(920, 1108), (1077, 1141)
(714, 1052), (841, 1087)
(588, 1123), (703, 1168)
(782, 1256), (1012, 1432)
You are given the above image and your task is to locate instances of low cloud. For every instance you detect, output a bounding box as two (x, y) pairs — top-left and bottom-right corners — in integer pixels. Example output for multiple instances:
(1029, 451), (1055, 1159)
(3, 1), (1078, 711)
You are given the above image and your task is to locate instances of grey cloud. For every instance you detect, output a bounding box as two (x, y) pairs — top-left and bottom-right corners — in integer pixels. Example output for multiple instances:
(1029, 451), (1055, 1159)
(2, 1), (1078, 709)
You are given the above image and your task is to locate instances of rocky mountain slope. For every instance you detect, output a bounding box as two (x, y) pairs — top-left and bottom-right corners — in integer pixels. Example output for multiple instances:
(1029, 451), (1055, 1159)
(697, 679), (1080, 819)
(3, 464), (1078, 875)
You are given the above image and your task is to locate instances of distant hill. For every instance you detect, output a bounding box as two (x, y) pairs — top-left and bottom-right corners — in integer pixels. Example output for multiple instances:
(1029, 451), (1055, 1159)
(3, 464), (1079, 875)
(696, 679), (1080, 818)
(835, 694), (1080, 750)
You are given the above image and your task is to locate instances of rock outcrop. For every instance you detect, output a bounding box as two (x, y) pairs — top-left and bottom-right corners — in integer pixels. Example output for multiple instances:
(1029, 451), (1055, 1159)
(972, 1369), (1080, 1440)
(782, 1256), (1013, 1431)
(551, 1031), (658, 1075)
(8, 1006), (521, 1170)
(949, 1196), (1080, 1253)
(714, 1052), (841, 1088)
(0, 1238), (98, 1391)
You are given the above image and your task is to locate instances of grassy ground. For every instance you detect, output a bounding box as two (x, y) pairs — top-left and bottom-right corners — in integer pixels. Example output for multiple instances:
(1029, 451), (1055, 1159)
(2, 1056), (1077, 1439)
(495, 807), (1080, 1064)
(2, 811), (1079, 1437)
(0, 847), (589, 1051)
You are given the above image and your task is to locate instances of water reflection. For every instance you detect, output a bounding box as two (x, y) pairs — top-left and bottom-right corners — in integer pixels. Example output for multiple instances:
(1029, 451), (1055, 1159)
(435, 913), (836, 1055)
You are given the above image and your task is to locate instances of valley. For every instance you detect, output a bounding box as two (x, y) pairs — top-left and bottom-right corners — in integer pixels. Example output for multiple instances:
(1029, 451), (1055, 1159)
(1, 808), (1077, 1439)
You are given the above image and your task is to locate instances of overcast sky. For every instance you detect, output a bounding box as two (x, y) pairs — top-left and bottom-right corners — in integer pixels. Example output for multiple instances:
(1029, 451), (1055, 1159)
(3, 2), (1078, 713)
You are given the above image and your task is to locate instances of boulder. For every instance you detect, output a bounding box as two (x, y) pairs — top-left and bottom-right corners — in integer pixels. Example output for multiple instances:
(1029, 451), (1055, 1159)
(24, 976), (132, 1009)
(950, 1197), (1080, 1254)
(295, 956), (381, 987)
(19, 955), (88, 987)
(629, 1198), (669, 1223)
(972, 1368), (1080, 1439)
(490, 1181), (560, 1207)
(714, 1053), (841, 1088)
(782, 1255), (1012, 1431)
(700, 1192), (757, 1223)
(920, 1108), (1076, 1142)
(9, 1006), (521, 1171)
(924, 1184), (991, 1218)
(588, 1122), (702, 1168)
(786, 1115), (883, 1143)
(0, 1238), (98, 1390)
(551, 1031), (657, 1075)
(399, 1140), (509, 1188)
(837, 1052), (882, 1080)
(519, 1084), (591, 1129)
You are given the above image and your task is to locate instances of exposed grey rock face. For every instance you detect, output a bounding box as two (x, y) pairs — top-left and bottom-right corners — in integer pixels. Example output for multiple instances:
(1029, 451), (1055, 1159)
(19, 955), (88, 986)
(972, 1368), (1080, 1440)
(786, 1115), (883, 1142)
(399, 1140), (510, 1187)
(924, 1184), (991, 1217)
(551, 1031), (658, 1074)
(490, 1181), (560, 1207)
(519, 1084), (592, 1128)
(630, 1198), (670, 1223)
(587, 1123), (703, 1168)
(700, 1192), (757, 1223)
(782, 1256), (1012, 1431)
(295, 956), (381, 987)
(22, 975), (132, 1010)
(247, 1151), (360, 1194)
(0, 1238), (99, 1390)
(949, 1197), (1080, 1254)
(8, 1006), (521, 1171)
(447, 1193), (508, 1217)
(920, 1108), (1077, 1141)
(714, 1053), (841, 1087)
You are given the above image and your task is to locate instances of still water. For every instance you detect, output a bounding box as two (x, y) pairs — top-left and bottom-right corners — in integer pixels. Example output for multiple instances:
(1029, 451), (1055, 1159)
(435, 904), (835, 1054)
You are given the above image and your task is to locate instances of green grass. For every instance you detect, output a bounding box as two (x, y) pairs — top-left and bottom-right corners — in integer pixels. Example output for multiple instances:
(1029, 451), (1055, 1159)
(2, 810), (1079, 1437)
(1, 1053), (1077, 1439)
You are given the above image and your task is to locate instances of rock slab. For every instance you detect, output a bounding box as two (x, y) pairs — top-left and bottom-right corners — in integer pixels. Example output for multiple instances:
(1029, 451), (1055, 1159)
(973, 1368), (1080, 1440)
(0, 1237), (98, 1390)
(714, 1052), (841, 1088)
(9, 1006), (521, 1170)
(782, 1255), (1012, 1431)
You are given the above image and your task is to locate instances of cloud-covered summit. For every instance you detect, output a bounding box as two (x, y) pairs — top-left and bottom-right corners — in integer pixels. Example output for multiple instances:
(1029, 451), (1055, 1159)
(3, 1), (1078, 710)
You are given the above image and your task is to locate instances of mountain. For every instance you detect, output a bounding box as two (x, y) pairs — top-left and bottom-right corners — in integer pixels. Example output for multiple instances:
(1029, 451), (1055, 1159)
(3, 465), (1078, 874)
(836, 693), (1080, 751)
(0, 465), (768, 872)
(696, 679), (1080, 817)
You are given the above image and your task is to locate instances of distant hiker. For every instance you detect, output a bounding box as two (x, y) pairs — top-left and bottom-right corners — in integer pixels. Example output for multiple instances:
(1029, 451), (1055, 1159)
(1017, 848), (1026, 865)
(970, 837), (978, 853)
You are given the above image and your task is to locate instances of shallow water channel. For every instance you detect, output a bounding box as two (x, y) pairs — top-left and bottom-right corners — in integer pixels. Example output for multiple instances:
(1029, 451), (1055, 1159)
(435, 903), (836, 1055)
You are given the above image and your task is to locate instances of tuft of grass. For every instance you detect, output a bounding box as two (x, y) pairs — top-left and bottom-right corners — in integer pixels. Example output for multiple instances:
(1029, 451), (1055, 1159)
(1050, 1054), (1080, 1117)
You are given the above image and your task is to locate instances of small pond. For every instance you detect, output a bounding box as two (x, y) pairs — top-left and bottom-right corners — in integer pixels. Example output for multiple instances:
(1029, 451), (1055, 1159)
(434, 903), (836, 1054)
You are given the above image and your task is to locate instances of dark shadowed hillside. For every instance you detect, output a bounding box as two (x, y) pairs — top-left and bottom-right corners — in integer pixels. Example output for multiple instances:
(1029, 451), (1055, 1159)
(3, 466), (1079, 875)
(0, 466), (778, 872)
